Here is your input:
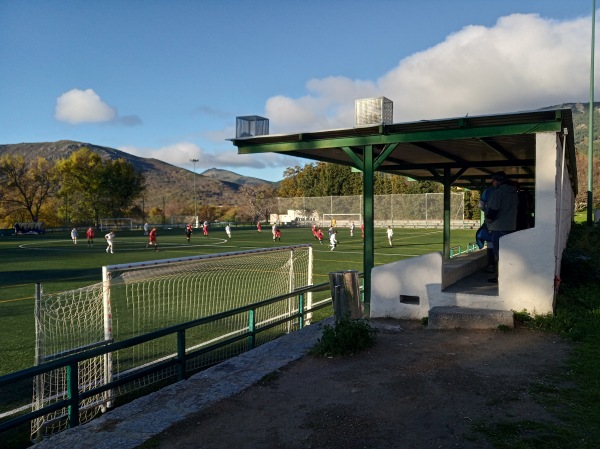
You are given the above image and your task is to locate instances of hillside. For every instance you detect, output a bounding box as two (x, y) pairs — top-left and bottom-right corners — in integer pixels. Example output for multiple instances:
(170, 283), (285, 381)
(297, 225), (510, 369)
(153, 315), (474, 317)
(0, 141), (272, 213)
(201, 168), (276, 187)
(538, 102), (600, 153)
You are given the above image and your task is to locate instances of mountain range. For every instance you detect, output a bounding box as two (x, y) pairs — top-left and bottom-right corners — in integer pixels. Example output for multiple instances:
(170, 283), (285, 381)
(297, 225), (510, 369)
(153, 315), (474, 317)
(0, 140), (275, 212)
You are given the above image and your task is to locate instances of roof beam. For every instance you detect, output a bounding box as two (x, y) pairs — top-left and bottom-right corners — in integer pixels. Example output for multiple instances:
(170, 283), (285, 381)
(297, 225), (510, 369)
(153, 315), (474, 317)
(380, 158), (536, 171)
(234, 121), (562, 155)
(478, 137), (535, 177)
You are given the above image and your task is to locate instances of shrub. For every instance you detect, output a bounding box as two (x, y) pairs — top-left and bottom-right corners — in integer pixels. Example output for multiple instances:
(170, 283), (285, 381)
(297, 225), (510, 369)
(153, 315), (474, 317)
(310, 318), (377, 357)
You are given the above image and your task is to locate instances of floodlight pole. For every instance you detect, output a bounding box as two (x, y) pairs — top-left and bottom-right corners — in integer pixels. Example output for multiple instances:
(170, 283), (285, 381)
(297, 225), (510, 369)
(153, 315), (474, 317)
(190, 159), (199, 228)
(589, 0), (596, 226)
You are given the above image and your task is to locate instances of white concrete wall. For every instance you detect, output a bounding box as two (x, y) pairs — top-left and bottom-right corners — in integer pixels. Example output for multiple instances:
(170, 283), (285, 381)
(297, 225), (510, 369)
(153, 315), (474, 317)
(370, 131), (575, 319)
(370, 252), (441, 319)
(499, 133), (558, 315)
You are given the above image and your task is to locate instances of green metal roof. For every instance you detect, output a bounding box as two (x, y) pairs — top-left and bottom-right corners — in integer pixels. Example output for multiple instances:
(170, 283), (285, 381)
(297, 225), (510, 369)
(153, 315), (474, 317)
(230, 108), (576, 192)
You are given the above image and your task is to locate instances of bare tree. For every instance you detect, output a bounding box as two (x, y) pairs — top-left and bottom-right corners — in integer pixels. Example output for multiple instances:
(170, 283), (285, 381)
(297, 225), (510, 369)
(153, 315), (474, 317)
(240, 185), (277, 222)
(0, 155), (58, 223)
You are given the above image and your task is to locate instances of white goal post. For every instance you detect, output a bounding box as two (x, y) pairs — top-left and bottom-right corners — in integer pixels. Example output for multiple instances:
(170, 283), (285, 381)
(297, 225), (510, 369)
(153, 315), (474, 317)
(31, 245), (313, 440)
(99, 218), (133, 232)
(322, 213), (362, 228)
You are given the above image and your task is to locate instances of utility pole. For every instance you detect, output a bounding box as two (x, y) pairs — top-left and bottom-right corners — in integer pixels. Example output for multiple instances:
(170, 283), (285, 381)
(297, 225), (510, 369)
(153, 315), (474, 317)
(190, 159), (199, 228)
(589, 0), (596, 225)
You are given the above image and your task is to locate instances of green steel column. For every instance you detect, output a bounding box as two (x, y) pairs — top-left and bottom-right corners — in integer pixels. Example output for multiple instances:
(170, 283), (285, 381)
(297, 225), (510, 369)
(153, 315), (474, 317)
(480, 179), (486, 224)
(363, 145), (374, 304)
(443, 168), (451, 260)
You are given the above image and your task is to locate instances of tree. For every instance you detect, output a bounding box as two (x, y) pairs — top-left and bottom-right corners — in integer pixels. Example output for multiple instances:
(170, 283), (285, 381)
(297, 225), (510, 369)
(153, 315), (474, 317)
(57, 148), (145, 225)
(276, 161), (445, 198)
(0, 154), (58, 223)
(56, 149), (105, 224)
(102, 158), (146, 217)
(240, 185), (276, 222)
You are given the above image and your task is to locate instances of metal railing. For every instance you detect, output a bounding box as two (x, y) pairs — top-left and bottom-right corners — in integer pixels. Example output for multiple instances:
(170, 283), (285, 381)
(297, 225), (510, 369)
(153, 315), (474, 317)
(0, 281), (335, 437)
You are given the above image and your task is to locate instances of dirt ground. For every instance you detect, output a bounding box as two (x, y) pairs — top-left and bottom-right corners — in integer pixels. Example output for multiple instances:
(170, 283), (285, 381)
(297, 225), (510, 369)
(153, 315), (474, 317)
(147, 320), (572, 449)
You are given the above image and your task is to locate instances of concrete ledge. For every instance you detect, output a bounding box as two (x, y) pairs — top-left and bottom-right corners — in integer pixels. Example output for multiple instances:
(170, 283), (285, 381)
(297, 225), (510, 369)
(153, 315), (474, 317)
(33, 319), (331, 449)
(427, 306), (514, 330)
(442, 251), (488, 289)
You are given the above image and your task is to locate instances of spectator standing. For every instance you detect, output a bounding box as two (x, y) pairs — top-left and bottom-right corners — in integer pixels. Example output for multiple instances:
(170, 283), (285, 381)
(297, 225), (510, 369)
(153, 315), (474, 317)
(478, 184), (496, 273)
(485, 171), (518, 283)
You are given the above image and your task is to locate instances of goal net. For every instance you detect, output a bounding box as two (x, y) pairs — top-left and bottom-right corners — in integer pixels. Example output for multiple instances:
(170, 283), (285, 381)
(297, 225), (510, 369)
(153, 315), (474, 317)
(322, 214), (362, 228)
(32, 283), (108, 441)
(99, 218), (133, 232)
(31, 245), (313, 440)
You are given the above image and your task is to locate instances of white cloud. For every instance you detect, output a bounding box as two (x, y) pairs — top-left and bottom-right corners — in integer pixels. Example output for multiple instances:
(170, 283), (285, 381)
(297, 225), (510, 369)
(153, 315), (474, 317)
(119, 142), (298, 172)
(263, 12), (593, 133)
(55, 88), (117, 124)
(123, 12), (595, 181)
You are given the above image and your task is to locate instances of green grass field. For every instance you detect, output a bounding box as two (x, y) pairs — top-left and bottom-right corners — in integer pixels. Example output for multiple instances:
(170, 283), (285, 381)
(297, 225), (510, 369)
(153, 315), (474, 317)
(0, 224), (477, 376)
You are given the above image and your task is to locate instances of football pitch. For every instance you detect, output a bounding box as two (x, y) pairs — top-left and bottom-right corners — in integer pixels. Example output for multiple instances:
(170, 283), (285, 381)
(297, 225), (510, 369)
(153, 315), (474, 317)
(0, 224), (477, 375)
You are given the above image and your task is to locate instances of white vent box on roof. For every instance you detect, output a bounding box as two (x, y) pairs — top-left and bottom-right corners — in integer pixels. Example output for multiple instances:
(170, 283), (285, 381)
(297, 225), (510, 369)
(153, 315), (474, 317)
(355, 97), (393, 126)
(236, 116), (269, 138)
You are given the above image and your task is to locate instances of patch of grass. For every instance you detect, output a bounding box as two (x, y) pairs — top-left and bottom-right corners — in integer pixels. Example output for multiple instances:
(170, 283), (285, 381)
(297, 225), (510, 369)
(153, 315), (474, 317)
(310, 318), (377, 357)
(473, 223), (600, 448)
(259, 370), (281, 384)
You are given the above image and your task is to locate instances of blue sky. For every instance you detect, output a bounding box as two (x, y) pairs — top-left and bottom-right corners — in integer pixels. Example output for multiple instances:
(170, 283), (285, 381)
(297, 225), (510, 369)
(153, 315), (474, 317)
(0, 1), (596, 181)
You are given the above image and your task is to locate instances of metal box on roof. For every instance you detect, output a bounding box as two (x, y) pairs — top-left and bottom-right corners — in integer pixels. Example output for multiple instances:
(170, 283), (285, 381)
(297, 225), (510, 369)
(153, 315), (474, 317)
(355, 97), (393, 126)
(236, 116), (269, 138)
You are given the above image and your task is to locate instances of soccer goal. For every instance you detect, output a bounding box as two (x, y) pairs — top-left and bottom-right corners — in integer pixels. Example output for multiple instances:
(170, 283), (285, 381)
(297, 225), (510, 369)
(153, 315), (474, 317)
(99, 218), (133, 231)
(31, 245), (313, 440)
(32, 282), (108, 441)
(322, 213), (362, 228)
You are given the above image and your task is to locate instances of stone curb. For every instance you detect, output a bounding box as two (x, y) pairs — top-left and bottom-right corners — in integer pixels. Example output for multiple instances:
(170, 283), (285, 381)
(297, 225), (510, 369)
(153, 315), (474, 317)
(34, 318), (331, 449)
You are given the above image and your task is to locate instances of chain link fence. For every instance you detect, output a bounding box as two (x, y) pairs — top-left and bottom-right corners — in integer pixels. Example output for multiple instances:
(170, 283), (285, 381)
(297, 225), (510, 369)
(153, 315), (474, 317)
(271, 193), (477, 228)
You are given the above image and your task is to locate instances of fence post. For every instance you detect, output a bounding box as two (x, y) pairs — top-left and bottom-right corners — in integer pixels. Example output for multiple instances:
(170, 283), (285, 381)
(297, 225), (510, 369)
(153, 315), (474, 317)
(247, 309), (256, 350)
(329, 270), (363, 322)
(177, 330), (186, 381)
(67, 362), (80, 428)
(298, 293), (305, 329)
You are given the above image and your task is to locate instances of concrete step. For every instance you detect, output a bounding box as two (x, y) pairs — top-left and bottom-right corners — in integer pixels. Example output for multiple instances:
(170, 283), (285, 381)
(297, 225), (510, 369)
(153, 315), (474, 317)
(427, 306), (514, 330)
